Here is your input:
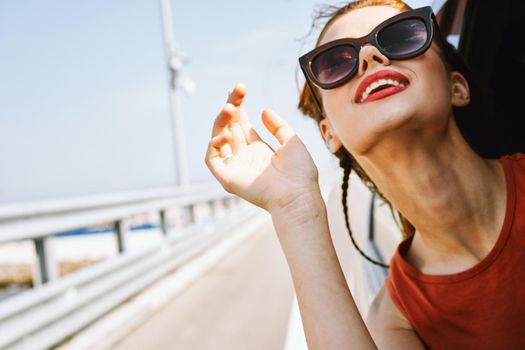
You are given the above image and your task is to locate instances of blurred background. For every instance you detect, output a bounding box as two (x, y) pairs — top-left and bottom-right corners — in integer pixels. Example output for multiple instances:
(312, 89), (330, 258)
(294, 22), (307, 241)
(0, 1), (431, 349)
(0, 0), (341, 204)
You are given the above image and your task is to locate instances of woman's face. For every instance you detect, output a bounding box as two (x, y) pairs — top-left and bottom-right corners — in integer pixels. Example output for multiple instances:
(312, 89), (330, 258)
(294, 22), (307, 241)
(318, 6), (460, 156)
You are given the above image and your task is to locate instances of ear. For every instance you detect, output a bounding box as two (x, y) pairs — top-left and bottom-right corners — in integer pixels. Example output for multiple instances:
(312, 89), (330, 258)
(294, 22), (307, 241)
(319, 118), (342, 153)
(450, 71), (470, 107)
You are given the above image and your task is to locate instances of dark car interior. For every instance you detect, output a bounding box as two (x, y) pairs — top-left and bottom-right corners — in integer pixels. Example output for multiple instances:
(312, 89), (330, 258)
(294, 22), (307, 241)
(446, 0), (525, 158)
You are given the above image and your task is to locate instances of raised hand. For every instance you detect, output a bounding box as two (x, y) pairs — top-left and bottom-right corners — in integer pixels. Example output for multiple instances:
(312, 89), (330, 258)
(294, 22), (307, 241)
(204, 83), (320, 214)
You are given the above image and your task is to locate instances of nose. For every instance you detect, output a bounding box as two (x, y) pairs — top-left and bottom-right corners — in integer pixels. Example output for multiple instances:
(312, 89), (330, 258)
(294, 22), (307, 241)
(357, 44), (391, 76)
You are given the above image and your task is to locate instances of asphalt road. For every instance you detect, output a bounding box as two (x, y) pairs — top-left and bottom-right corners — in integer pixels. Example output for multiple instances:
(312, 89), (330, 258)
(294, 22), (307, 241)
(111, 220), (295, 350)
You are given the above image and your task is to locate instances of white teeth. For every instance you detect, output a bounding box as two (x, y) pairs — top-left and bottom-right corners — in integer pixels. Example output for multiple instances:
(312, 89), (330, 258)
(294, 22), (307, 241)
(369, 81), (380, 91)
(358, 78), (407, 103)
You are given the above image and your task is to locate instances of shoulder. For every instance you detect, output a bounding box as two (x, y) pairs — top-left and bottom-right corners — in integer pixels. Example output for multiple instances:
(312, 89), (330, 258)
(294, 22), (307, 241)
(502, 152), (525, 168)
(509, 152), (525, 161)
(366, 284), (425, 349)
(501, 153), (525, 188)
(512, 153), (525, 173)
(366, 284), (411, 333)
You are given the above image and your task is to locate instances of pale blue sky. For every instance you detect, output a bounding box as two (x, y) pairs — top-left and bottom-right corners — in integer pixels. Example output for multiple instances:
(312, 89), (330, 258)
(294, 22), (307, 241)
(0, 0), (432, 203)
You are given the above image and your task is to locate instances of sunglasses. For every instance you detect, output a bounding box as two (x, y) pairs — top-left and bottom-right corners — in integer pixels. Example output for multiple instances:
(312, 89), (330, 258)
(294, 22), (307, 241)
(299, 6), (441, 94)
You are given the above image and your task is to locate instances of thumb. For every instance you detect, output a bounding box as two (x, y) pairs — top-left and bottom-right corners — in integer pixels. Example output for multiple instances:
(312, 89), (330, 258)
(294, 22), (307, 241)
(261, 109), (295, 145)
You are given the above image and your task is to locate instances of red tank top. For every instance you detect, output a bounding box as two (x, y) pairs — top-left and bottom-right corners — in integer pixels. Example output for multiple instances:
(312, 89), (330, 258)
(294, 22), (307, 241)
(385, 153), (525, 350)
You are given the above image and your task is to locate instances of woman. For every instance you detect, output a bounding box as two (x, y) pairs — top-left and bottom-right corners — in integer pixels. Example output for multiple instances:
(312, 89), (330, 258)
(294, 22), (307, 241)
(205, 1), (525, 348)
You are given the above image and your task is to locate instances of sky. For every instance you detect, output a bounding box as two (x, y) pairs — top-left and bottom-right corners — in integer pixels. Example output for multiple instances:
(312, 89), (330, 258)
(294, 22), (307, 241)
(0, 0), (433, 204)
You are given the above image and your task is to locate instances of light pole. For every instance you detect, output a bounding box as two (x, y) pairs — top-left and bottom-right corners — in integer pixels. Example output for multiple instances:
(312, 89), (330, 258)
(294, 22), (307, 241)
(159, 0), (190, 187)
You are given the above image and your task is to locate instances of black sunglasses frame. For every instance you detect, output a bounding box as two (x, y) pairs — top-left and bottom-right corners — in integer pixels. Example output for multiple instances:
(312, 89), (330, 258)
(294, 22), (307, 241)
(299, 6), (442, 113)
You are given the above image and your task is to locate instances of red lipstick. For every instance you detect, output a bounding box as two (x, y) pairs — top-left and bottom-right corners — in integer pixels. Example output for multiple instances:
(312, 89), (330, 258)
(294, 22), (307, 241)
(354, 69), (410, 104)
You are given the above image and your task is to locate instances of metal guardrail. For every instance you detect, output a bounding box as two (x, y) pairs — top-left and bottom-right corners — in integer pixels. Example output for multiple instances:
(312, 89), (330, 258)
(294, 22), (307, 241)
(0, 184), (263, 350)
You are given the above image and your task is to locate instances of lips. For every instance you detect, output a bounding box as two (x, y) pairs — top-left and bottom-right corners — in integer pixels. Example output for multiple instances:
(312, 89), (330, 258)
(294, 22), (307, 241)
(354, 69), (410, 104)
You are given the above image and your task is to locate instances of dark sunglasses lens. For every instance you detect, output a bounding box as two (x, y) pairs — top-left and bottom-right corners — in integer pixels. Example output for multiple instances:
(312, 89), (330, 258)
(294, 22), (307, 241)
(378, 18), (428, 56)
(311, 45), (357, 85)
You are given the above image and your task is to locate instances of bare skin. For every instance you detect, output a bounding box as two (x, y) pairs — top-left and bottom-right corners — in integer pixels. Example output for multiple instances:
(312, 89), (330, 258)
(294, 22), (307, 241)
(206, 85), (378, 349)
(317, 6), (507, 275)
(205, 5), (507, 349)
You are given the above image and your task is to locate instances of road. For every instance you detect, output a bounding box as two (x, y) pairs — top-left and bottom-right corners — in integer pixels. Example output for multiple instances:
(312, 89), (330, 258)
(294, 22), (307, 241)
(111, 220), (295, 350)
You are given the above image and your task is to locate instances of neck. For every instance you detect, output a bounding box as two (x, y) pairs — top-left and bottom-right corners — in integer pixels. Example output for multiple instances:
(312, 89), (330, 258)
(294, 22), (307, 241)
(354, 120), (506, 270)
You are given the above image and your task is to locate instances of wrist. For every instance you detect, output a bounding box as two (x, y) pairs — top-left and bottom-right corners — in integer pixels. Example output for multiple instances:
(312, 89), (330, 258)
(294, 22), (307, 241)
(269, 186), (326, 225)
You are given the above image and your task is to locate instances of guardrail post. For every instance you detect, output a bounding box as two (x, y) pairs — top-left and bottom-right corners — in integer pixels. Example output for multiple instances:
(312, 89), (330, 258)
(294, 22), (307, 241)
(222, 197), (230, 209)
(208, 200), (216, 217)
(114, 219), (130, 253)
(160, 209), (169, 236)
(231, 196), (242, 213)
(185, 205), (195, 225)
(33, 237), (59, 285)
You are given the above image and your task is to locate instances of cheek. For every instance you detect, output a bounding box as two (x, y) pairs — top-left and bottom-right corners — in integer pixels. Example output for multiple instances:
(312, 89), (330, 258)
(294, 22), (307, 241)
(415, 55), (453, 121)
(419, 48), (450, 94)
(321, 89), (347, 136)
(321, 90), (376, 153)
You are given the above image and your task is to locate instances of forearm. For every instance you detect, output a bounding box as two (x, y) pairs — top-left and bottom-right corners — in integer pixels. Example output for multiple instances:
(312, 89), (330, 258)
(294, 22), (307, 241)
(271, 189), (377, 350)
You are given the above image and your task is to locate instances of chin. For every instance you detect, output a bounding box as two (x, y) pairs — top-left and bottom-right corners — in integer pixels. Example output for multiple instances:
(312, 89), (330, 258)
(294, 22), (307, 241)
(377, 101), (415, 128)
(349, 104), (421, 155)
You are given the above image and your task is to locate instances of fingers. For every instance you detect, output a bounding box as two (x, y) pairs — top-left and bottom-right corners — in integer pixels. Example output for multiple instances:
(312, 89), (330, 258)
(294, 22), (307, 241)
(210, 83), (271, 162)
(229, 121), (247, 153)
(205, 130), (232, 178)
(261, 108), (295, 145)
(210, 103), (247, 154)
(227, 83), (263, 144)
(211, 103), (235, 137)
(227, 82), (246, 107)
(210, 130), (232, 158)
